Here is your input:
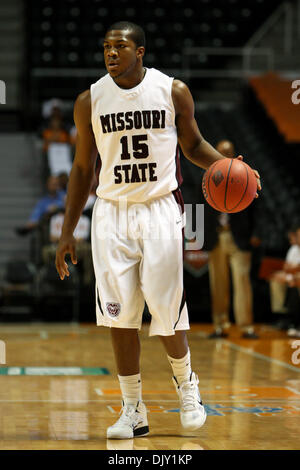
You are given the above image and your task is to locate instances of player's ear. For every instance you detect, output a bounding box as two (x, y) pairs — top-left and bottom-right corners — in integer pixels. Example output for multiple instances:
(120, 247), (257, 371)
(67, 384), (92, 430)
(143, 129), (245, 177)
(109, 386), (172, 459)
(136, 46), (145, 59)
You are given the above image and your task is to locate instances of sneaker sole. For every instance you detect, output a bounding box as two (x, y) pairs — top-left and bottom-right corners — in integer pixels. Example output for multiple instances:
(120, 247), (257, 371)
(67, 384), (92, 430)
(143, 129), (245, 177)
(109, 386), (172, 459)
(107, 425), (149, 439)
(134, 425), (149, 437)
(181, 413), (207, 431)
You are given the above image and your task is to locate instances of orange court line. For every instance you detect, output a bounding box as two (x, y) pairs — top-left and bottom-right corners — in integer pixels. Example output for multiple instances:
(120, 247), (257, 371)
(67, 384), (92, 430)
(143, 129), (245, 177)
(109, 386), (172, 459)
(100, 386), (299, 398)
(109, 405), (165, 413)
(101, 389), (176, 395)
(202, 387), (300, 398)
(194, 323), (300, 369)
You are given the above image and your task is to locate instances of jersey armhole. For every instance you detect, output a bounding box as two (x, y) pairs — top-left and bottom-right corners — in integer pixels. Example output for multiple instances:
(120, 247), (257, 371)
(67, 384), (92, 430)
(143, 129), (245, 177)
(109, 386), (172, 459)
(169, 77), (176, 128)
(90, 83), (96, 125)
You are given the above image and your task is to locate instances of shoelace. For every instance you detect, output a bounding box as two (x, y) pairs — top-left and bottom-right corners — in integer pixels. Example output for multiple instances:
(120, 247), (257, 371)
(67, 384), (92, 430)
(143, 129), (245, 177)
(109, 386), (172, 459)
(114, 404), (140, 427)
(179, 378), (201, 411)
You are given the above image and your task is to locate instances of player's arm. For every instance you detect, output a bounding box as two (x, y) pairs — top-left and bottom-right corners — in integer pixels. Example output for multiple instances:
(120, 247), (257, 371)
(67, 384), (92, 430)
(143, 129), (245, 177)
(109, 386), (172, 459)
(55, 90), (98, 280)
(172, 80), (225, 169)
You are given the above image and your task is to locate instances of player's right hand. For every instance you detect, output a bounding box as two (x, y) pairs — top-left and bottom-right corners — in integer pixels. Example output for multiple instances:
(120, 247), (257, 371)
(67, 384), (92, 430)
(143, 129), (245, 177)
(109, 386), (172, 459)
(55, 234), (77, 280)
(237, 155), (261, 197)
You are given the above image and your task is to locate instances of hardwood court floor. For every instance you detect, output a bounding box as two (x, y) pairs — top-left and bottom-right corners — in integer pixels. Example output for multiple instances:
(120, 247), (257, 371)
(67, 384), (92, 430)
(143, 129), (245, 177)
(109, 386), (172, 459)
(0, 322), (300, 450)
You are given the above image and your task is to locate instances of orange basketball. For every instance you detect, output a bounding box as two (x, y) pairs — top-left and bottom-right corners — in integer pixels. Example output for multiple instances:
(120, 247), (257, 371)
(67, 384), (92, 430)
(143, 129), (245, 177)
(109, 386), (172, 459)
(202, 158), (257, 213)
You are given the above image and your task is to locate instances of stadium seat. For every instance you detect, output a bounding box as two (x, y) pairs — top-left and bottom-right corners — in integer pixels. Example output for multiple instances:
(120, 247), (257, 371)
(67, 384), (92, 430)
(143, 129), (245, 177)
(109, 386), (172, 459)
(0, 261), (37, 316)
(36, 263), (80, 322)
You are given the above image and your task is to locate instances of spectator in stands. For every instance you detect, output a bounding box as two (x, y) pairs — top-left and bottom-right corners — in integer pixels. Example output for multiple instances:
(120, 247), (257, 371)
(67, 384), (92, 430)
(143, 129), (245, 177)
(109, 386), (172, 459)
(42, 98), (64, 122)
(269, 227), (297, 328)
(15, 176), (65, 236)
(82, 176), (97, 221)
(200, 140), (262, 339)
(43, 205), (93, 286)
(281, 222), (300, 338)
(42, 116), (70, 153)
(57, 172), (69, 196)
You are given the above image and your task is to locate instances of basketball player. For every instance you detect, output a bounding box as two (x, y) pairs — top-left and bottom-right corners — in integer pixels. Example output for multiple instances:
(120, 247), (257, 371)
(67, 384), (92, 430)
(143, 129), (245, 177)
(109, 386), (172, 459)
(55, 22), (261, 439)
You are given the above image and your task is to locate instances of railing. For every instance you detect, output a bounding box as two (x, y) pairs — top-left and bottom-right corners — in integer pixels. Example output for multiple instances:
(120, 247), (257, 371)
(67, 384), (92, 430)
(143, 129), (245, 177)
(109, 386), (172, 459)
(29, 1), (297, 105)
(244, 1), (293, 54)
(181, 47), (274, 80)
(31, 46), (274, 84)
(181, 2), (296, 81)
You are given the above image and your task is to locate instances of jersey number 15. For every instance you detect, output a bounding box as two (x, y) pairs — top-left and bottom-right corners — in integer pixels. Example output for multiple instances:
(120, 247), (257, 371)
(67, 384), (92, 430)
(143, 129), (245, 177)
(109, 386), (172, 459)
(120, 135), (149, 160)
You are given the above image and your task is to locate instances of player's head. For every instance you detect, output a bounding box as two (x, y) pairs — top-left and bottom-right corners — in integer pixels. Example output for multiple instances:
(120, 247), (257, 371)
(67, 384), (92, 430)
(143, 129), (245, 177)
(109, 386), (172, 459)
(103, 21), (145, 79)
(216, 140), (235, 158)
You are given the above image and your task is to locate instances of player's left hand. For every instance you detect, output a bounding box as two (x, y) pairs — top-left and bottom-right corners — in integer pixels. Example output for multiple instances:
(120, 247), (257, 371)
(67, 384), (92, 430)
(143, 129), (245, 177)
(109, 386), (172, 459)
(236, 155), (261, 197)
(55, 234), (77, 280)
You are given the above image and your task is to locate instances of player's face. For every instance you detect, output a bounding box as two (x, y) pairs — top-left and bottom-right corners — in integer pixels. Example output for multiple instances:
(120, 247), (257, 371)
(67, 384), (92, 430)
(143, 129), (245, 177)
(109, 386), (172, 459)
(103, 30), (144, 80)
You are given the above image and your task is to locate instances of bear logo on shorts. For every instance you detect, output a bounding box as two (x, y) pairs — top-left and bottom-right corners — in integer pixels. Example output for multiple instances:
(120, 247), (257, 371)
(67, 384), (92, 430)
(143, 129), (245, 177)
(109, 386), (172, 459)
(106, 302), (121, 317)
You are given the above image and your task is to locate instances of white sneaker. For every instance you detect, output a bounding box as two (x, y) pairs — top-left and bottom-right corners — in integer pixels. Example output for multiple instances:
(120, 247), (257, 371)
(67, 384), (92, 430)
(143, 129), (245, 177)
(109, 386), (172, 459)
(172, 372), (207, 431)
(107, 401), (149, 439)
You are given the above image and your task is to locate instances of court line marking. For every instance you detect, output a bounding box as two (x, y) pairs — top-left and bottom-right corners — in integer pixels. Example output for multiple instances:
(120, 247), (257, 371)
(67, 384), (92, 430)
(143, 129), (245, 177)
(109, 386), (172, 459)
(285, 385), (300, 396)
(195, 330), (300, 373)
(224, 340), (300, 374)
(0, 324), (88, 335)
(0, 399), (180, 403)
(0, 399), (299, 403)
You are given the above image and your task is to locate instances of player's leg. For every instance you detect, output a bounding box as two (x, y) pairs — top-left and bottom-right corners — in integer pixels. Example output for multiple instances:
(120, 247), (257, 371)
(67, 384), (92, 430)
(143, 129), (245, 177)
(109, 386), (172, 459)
(141, 193), (206, 430)
(158, 329), (206, 431)
(110, 327), (140, 376)
(159, 329), (188, 359)
(91, 199), (148, 439)
(107, 327), (149, 439)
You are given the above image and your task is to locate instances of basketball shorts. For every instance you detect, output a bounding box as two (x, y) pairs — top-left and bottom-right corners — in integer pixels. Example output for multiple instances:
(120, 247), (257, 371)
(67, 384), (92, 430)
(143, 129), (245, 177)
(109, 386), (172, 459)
(91, 191), (189, 336)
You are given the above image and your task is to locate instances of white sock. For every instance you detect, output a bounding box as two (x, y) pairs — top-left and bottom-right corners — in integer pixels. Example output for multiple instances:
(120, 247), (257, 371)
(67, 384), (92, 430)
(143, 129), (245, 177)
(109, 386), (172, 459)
(167, 349), (192, 385)
(118, 373), (142, 406)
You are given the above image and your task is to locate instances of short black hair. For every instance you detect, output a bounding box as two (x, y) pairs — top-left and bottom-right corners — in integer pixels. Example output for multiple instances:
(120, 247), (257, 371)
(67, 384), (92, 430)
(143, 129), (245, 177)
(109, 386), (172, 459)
(105, 21), (146, 48)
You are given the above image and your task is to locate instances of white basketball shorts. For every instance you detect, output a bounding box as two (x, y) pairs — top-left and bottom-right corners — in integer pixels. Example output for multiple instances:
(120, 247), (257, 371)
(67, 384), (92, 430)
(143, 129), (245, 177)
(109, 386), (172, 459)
(91, 190), (189, 336)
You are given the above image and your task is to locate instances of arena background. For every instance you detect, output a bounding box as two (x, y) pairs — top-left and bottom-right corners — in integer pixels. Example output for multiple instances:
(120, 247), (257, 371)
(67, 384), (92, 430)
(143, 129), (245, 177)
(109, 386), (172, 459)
(0, 0), (299, 326)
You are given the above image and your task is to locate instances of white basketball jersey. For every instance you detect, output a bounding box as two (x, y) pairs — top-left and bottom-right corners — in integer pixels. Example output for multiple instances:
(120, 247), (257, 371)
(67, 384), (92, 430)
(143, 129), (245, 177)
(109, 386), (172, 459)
(90, 68), (181, 202)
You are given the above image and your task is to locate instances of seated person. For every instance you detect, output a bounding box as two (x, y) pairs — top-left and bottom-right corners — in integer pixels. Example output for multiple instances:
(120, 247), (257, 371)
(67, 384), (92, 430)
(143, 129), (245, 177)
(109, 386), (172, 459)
(43, 209), (93, 286)
(82, 177), (97, 220)
(284, 224), (300, 337)
(57, 172), (69, 197)
(42, 116), (70, 153)
(270, 222), (300, 337)
(269, 227), (297, 319)
(16, 176), (65, 235)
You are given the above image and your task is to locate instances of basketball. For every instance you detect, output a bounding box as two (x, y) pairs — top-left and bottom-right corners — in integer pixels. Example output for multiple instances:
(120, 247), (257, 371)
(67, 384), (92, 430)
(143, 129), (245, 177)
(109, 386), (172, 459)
(202, 158), (257, 213)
